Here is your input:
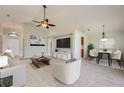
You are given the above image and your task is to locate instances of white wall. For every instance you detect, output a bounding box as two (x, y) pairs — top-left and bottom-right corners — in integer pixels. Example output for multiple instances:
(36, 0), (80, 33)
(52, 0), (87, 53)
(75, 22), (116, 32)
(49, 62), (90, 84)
(47, 37), (51, 56)
(0, 35), (2, 54)
(72, 30), (84, 59)
(0, 25), (3, 54)
(0, 23), (23, 57)
(54, 34), (72, 53)
(47, 30), (74, 55)
(23, 23), (48, 58)
(48, 30), (83, 59)
(84, 24), (124, 60)
(44, 6), (124, 60)
(48, 33), (73, 58)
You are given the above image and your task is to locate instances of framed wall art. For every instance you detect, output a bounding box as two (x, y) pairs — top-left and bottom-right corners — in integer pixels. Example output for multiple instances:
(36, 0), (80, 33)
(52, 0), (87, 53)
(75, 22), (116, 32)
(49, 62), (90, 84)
(30, 35), (45, 46)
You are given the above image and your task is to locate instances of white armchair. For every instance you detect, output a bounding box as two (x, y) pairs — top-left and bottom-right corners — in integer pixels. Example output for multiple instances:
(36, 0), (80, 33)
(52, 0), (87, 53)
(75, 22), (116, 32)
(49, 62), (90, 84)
(111, 50), (121, 68)
(89, 49), (98, 57)
(89, 49), (98, 64)
(52, 59), (81, 84)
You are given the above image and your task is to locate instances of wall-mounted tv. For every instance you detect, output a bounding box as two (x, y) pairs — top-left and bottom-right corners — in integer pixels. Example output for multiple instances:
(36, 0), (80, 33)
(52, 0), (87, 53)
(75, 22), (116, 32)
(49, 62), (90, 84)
(56, 37), (70, 48)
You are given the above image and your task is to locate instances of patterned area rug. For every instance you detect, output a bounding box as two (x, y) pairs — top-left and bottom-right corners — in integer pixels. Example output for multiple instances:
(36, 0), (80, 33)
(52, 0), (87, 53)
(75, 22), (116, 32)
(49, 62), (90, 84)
(91, 58), (123, 69)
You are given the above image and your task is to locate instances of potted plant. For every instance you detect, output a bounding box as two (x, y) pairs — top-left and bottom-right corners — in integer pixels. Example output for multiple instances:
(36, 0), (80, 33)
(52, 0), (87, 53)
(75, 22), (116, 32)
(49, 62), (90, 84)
(87, 43), (94, 56)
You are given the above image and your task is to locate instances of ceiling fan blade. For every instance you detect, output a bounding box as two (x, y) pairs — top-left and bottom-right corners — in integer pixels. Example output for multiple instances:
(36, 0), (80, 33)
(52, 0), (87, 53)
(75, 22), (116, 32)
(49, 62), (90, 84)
(48, 24), (56, 27)
(33, 5), (55, 29)
(32, 20), (41, 23)
(36, 25), (41, 27)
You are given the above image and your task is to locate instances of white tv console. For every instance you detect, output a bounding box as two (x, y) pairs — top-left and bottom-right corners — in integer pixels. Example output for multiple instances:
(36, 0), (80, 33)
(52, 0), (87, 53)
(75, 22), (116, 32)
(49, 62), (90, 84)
(53, 52), (71, 60)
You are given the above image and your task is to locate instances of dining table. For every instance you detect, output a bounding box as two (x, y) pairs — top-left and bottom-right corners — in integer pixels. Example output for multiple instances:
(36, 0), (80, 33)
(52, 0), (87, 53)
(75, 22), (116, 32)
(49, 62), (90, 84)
(97, 50), (113, 66)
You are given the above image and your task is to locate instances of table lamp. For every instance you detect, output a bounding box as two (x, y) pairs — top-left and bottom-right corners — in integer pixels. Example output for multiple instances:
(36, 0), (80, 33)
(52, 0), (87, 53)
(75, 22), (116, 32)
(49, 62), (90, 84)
(5, 49), (12, 53)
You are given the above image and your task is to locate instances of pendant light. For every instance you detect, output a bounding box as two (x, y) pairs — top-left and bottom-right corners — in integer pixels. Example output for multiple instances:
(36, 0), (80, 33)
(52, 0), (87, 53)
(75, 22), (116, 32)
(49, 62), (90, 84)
(100, 25), (107, 41)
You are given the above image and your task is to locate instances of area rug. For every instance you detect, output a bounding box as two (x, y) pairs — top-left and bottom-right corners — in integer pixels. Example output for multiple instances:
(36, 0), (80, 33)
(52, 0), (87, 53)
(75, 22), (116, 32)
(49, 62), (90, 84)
(24, 59), (124, 87)
(91, 58), (123, 70)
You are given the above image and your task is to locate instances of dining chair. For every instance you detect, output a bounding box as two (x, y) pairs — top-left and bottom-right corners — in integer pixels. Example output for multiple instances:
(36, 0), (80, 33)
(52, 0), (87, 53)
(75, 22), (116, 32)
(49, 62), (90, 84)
(89, 49), (98, 58)
(111, 50), (121, 68)
(89, 49), (99, 64)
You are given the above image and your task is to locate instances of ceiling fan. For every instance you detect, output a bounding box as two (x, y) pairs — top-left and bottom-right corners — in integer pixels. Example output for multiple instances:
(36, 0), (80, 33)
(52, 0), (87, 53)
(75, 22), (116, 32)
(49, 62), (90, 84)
(32, 5), (56, 29)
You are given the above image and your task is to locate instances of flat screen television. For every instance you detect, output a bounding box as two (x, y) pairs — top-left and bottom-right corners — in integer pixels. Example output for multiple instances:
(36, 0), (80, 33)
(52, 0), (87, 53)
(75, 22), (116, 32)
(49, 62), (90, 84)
(56, 37), (70, 48)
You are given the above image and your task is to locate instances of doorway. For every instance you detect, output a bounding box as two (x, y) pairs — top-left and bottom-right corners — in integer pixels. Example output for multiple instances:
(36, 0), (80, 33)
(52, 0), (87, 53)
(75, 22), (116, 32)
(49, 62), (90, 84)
(81, 37), (84, 58)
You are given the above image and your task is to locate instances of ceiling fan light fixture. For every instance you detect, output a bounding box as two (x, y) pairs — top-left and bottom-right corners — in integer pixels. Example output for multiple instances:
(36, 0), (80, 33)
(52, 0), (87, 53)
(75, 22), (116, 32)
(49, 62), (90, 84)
(8, 32), (18, 37)
(32, 5), (55, 29)
(42, 23), (47, 28)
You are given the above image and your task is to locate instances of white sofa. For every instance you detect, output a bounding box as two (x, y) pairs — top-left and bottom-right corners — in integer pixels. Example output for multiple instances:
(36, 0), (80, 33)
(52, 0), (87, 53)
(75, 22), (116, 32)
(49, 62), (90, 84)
(51, 59), (81, 84)
(0, 64), (26, 87)
(0, 55), (26, 87)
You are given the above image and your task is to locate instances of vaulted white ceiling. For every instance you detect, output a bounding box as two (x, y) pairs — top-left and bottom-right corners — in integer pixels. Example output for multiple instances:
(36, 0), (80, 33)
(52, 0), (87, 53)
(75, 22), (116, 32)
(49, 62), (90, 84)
(0, 5), (124, 31)
(0, 5), (41, 23)
(0, 5), (124, 22)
